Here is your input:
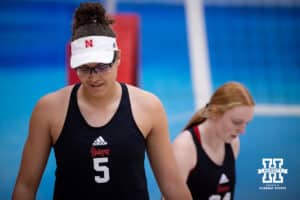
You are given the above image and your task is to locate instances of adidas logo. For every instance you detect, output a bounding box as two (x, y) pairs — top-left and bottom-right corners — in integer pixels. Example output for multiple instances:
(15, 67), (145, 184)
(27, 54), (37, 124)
(92, 136), (107, 146)
(219, 173), (229, 184)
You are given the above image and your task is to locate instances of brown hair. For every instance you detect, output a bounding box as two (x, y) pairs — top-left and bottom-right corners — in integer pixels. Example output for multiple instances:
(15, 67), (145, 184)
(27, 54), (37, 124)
(71, 2), (115, 41)
(184, 81), (255, 130)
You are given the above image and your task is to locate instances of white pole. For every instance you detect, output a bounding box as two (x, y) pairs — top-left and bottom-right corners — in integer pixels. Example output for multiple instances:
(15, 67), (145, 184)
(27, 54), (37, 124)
(105, 0), (117, 14)
(255, 104), (300, 116)
(184, 0), (212, 110)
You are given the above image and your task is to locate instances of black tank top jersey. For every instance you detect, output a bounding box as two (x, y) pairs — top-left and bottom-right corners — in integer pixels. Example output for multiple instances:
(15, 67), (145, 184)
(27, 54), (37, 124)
(186, 126), (236, 200)
(53, 83), (149, 200)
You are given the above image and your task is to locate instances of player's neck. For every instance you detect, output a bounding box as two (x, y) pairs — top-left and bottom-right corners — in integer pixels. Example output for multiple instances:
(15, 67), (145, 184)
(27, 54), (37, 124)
(200, 121), (224, 151)
(79, 82), (121, 107)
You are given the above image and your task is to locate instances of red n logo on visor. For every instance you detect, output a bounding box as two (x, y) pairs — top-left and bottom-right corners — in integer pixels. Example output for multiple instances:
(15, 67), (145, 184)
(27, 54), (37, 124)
(85, 39), (93, 48)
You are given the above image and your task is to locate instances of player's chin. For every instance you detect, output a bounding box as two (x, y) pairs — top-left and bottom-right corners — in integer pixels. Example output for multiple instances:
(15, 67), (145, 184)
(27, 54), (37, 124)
(226, 135), (238, 142)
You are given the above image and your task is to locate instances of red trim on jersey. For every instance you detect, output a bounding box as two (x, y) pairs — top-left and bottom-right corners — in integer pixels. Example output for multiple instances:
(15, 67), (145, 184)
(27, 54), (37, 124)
(193, 126), (201, 144)
(217, 185), (231, 193)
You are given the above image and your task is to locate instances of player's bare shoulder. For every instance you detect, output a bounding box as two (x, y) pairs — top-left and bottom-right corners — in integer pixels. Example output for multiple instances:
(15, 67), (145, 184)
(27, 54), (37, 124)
(231, 137), (240, 159)
(36, 85), (72, 111)
(126, 84), (166, 137)
(173, 130), (196, 159)
(32, 85), (75, 144)
(32, 85), (74, 125)
(126, 84), (163, 111)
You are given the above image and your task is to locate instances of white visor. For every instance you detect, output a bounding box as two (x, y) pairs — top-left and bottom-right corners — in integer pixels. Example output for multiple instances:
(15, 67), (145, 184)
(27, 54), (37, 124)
(70, 36), (118, 69)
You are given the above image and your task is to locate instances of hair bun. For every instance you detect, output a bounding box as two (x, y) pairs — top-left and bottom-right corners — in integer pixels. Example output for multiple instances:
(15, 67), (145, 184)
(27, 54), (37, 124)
(73, 2), (113, 30)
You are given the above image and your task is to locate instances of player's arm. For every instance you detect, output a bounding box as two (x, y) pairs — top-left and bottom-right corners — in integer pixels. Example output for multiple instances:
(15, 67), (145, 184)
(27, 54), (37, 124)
(12, 96), (53, 200)
(145, 95), (192, 200)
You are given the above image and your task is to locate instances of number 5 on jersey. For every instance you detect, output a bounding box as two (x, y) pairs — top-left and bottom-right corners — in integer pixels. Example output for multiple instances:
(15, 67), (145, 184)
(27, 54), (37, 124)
(93, 157), (110, 183)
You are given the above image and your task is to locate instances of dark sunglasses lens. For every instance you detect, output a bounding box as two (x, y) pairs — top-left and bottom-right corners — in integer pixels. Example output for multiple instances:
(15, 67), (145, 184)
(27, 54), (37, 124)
(94, 64), (111, 73)
(78, 63), (112, 74)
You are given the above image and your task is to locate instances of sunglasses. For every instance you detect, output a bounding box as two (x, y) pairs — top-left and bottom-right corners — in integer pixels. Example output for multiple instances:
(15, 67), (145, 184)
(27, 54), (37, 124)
(77, 63), (112, 75)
